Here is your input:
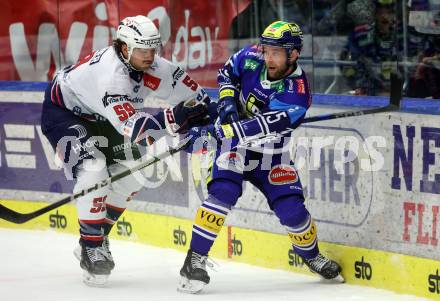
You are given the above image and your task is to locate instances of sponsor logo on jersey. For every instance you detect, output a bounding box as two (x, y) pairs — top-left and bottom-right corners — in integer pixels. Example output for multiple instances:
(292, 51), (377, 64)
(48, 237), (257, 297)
(102, 93), (129, 107)
(143, 72), (161, 90)
(245, 92), (266, 116)
(102, 93), (143, 107)
(296, 79), (305, 94)
(172, 67), (185, 88)
(216, 151), (244, 171)
(288, 79), (294, 92)
(253, 88), (268, 98)
(268, 164), (298, 185)
(89, 47), (109, 65)
(244, 59), (259, 71)
(133, 84), (140, 93)
(245, 50), (263, 59)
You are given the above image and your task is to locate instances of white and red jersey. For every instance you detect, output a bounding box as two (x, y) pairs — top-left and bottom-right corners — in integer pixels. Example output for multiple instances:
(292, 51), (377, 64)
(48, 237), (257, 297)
(53, 46), (208, 136)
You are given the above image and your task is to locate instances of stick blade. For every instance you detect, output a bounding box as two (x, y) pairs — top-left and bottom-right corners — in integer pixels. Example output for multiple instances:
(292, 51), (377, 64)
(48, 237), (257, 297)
(0, 204), (29, 224)
(390, 72), (403, 108)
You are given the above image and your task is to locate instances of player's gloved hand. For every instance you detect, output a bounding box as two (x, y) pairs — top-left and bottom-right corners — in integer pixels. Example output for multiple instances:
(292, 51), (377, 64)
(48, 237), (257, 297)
(185, 119), (238, 153)
(184, 125), (216, 154)
(164, 98), (208, 135)
(217, 98), (239, 124)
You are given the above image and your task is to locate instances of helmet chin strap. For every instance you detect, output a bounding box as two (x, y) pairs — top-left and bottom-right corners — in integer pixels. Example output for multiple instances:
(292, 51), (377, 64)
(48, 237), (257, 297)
(121, 45), (144, 72)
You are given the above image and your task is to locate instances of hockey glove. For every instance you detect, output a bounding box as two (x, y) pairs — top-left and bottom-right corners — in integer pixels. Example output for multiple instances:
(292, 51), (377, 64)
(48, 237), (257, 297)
(185, 119), (237, 153)
(164, 98), (208, 135)
(217, 98), (239, 124)
(185, 126), (216, 154)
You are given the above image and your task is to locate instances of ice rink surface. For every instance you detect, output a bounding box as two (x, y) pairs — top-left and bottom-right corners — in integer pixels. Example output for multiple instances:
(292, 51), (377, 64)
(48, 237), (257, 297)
(0, 229), (430, 301)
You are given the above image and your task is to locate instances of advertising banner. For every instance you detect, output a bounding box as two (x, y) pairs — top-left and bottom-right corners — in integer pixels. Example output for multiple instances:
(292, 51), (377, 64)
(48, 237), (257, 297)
(0, 0), (250, 86)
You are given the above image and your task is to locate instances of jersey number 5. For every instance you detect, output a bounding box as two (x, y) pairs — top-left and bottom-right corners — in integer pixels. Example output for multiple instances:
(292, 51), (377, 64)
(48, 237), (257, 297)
(113, 103), (136, 121)
(182, 75), (198, 91)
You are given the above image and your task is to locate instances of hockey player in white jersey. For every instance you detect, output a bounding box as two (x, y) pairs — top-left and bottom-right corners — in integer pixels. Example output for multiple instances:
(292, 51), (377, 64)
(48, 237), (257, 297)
(41, 15), (210, 286)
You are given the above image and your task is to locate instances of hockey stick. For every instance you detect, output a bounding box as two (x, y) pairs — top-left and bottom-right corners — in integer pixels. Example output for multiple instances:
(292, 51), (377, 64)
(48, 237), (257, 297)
(302, 72), (402, 124)
(0, 139), (189, 224)
(240, 72), (403, 148)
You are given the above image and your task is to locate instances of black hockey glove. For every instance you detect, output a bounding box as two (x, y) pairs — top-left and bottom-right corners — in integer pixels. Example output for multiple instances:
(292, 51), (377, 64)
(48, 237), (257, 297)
(164, 98), (208, 135)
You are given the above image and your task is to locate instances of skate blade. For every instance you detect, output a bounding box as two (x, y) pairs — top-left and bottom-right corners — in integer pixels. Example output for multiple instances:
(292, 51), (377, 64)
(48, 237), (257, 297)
(177, 276), (206, 294)
(82, 270), (109, 287)
(321, 274), (345, 284)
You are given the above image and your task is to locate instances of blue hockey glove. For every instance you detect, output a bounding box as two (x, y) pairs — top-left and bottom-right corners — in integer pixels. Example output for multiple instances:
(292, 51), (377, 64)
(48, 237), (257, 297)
(217, 98), (239, 124)
(185, 125), (216, 154)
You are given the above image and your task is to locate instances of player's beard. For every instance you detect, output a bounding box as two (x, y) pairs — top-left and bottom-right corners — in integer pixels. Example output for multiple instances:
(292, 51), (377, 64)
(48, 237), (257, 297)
(267, 61), (293, 81)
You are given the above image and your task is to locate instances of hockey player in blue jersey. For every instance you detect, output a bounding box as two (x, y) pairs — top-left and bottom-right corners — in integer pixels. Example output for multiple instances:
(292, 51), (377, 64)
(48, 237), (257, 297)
(178, 21), (343, 293)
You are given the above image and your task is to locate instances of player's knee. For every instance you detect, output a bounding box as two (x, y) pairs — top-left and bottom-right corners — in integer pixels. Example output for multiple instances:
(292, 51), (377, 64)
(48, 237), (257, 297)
(208, 179), (241, 207)
(111, 175), (143, 198)
(273, 196), (308, 227)
(108, 164), (144, 200)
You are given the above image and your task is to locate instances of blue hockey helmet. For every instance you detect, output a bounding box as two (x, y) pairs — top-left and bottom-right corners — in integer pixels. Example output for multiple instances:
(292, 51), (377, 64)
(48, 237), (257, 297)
(260, 21), (303, 53)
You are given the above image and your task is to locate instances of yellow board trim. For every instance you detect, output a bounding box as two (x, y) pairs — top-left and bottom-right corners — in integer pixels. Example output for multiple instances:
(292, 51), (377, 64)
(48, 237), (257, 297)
(0, 199), (439, 300)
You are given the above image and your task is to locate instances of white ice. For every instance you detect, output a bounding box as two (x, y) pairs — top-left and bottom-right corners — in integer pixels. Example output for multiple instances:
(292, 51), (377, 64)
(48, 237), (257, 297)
(0, 228), (429, 301)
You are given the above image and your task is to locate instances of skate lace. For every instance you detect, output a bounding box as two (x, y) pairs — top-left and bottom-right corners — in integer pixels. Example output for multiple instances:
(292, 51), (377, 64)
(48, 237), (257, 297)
(307, 254), (330, 272)
(102, 237), (114, 261)
(191, 253), (217, 271)
(85, 246), (108, 263)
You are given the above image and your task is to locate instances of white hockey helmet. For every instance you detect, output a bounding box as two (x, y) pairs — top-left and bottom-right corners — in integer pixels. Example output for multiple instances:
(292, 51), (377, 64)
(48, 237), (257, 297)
(116, 15), (161, 61)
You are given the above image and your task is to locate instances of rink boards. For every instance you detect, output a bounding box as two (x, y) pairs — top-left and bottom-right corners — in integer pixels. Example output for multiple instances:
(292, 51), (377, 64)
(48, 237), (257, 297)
(0, 199), (438, 300)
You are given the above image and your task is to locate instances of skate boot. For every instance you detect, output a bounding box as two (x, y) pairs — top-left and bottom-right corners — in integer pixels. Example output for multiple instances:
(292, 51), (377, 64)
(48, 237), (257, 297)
(101, 236), (115, 270)
(74, 236), (115, 270)
(74, 240), (113, 287)
(302, 253), (344, 282)
(178, 249), (211, 293)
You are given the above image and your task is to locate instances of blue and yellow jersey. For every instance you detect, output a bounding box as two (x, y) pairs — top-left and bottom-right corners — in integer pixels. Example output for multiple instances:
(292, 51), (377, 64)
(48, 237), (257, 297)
(217, 44), (311, 143)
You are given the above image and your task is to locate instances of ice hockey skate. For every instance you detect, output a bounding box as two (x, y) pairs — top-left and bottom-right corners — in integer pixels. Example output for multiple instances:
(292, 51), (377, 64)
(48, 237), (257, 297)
(302, 253), (344, 283)
(178, 249), (211, 293)
(74, 239), (114, 287)
(73, 237), (115, 270)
